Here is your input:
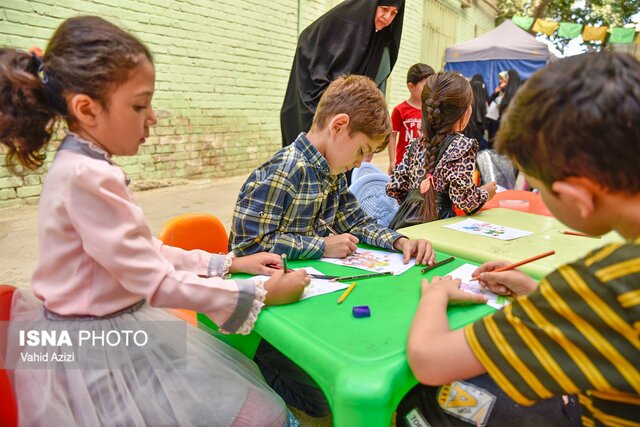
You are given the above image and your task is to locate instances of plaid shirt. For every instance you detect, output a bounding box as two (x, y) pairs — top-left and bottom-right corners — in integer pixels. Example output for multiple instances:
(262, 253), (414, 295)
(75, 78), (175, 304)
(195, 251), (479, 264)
(230, 133), (404, 259)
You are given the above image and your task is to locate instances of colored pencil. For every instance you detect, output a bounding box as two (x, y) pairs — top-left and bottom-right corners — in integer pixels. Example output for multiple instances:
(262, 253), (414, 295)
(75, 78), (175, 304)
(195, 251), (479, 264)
(471, 250), (555, 281)
(319, 218), (339, 235)
(337, 282), (357, 304)
(420, 256), (456, 274)
(562, 230), (600, 239)
(331, 271), (393, 282)
(281, 254), (288, 273)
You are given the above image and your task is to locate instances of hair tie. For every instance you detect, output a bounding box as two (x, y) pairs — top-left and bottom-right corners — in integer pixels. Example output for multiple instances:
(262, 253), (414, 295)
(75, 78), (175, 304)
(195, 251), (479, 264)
(28, 47), (48, 83)
(27, 46), (67, 116)
(420, 174), (434, 194)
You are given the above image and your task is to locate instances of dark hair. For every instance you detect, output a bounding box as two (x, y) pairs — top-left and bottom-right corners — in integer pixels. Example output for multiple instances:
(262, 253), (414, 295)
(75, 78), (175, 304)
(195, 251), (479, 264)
(496, 52), (640, 193)
(422, 72), (472, 152)
(0, 16), (152, 172)
(312, 75), (391, 151)
(466, 74), (488, 140)
(406, 63), (435, 85)
(499, 69), (521, 114)
(419, 72), (472, 220)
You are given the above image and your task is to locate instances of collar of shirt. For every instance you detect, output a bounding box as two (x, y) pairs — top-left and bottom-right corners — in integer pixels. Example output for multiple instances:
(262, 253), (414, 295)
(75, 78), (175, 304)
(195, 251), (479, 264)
(294, 132), (331, 179)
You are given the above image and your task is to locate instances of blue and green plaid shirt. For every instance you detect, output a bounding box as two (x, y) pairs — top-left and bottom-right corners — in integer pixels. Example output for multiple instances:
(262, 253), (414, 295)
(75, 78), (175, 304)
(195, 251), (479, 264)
(229, 133), (404, 259)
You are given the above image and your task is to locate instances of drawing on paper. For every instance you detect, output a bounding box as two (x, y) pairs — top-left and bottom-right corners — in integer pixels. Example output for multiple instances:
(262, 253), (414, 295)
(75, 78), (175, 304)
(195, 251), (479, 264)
(443, 218), (532, 241)
(320, 248), (414, 275)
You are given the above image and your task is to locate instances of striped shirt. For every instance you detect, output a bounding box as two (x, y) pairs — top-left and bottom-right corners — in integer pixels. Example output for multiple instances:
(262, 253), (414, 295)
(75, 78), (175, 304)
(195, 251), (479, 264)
(229, 133), (403, 259)
(465, 240), (640, 426)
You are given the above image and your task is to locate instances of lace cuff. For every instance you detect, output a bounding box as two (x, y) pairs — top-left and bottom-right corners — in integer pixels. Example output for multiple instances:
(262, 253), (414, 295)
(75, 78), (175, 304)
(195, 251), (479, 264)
(219, 277), (267, 335)
(207, 252), (235, 277)
(223, 252), (234, 278)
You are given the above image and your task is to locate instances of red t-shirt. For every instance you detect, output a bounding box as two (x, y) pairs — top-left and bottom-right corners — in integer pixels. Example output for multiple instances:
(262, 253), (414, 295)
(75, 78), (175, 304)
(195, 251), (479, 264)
(391, 101), (422, 165)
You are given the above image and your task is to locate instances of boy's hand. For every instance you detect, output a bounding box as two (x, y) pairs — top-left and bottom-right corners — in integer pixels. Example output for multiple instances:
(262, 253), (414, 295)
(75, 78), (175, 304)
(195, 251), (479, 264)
(421, 276), (487, 305)
(229, 252), (282, 276)
(323, 234), (359, 258)
(393, 237), (436, 265)
(480, 181), (497, 200)
(263, 269), (309, 306)
(473, 261), (538, 297)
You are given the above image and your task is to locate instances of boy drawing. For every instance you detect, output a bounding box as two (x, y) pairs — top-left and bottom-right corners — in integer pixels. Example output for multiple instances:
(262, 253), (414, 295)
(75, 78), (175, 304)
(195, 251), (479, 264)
(230, 75), (434, 266)
(398, 52), (640, 426)
(230, 75), (435, 417)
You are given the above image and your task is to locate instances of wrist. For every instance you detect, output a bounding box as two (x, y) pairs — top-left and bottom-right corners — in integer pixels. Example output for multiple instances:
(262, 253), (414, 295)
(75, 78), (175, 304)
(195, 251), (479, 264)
(393, 237), (407, 251)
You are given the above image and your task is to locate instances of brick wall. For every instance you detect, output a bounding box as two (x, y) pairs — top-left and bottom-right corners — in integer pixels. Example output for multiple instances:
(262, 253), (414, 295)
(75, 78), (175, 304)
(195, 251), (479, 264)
(0, 0), (495, 207)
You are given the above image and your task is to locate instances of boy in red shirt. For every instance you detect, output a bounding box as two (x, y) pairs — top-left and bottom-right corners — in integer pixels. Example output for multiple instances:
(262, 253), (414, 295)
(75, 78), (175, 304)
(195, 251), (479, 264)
(387, 63), (434, 174)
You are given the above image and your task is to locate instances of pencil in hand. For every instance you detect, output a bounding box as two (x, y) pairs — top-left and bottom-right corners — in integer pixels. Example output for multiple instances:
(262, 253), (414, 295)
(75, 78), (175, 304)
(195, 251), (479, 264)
(319, 218), (338, 235)
(471, 250), (555, 281)
(281, 254), (288, 273)
(337, 282), (356, 304)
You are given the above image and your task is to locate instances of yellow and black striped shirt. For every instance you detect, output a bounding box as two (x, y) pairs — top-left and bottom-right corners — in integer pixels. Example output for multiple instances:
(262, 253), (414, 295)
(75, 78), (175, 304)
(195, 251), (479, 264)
(465, 240), (640, 426)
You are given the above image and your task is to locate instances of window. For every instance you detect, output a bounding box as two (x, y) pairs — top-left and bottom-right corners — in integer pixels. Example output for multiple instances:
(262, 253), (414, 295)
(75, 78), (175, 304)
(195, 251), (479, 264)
(422, 0), (458, 71)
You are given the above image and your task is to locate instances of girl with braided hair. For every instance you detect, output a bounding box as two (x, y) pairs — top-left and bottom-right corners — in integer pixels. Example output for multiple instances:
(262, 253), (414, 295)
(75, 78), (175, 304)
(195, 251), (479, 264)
(386, 72), (496, 227)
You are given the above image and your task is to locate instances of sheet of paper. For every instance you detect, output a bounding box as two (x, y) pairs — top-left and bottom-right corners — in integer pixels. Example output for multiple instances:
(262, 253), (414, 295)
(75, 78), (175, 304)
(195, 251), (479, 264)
(320, 248), (415, 275)
(446, 263), (510, 310)
(255, 267), (350, 301)
(443, 218), (533, 241)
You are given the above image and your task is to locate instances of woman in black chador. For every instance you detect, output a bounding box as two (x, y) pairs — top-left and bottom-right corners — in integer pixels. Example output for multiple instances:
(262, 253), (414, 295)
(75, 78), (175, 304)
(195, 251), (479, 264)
(280, 0), (405, 147)
(464, 74), (489, 148)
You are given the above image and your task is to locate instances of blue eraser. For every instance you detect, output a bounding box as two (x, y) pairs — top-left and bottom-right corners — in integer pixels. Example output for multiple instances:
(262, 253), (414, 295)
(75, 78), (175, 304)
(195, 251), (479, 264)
(352, 305), (370, 318)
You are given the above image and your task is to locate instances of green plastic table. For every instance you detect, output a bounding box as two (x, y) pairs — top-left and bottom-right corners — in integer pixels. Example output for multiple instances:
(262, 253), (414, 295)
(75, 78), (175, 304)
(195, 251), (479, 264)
(199, 250), (494, 427)
(399, 208), (623, 280)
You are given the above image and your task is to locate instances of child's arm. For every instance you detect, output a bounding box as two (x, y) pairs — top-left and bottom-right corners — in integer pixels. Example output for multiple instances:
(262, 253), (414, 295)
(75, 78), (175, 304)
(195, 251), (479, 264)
(385, 142), (413, 203)
(389, 106), (402, 174)
(407, 275), (487, 385)
(153, 239), (220, 275)
(230, 167), (325, 259)
(388, 131), (397, 174)
(435, 139), (490, 214)
(334, 185), (404, 250)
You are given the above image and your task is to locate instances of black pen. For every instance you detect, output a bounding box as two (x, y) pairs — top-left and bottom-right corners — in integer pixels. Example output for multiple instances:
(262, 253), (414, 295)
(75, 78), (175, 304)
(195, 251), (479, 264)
(420, 256), (455, 274)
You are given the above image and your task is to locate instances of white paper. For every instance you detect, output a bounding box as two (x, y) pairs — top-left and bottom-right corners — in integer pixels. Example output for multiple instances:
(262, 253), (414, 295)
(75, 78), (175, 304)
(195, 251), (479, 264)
(254, 267), (350, 301)
(319, 248), (415, 275)
(443, 218), (533, 241)
(447, 263), (511, 310)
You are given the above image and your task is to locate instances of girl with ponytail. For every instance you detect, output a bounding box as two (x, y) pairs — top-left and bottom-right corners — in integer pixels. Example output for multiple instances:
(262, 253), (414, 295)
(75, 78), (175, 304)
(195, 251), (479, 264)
(1, 15), (305, 427)
(387, 72), (496, 228)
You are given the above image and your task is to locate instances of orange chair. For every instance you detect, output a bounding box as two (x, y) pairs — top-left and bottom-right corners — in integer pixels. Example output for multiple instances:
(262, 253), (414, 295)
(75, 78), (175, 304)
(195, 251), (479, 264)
(158, 213), (229, 254)
(158, 214), (262, 358)
(480, 189), (552, 216)
(158, 213), (230, 327)
(0, 284), (18, 427)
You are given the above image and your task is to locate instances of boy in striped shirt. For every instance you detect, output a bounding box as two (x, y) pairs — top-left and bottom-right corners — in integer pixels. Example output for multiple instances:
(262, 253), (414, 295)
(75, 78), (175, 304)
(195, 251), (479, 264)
(401, 52), (639, 426)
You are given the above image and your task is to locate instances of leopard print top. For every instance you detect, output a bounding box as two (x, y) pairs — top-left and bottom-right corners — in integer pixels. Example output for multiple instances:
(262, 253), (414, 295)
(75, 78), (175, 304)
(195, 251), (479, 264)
(386, 133), (488, 214)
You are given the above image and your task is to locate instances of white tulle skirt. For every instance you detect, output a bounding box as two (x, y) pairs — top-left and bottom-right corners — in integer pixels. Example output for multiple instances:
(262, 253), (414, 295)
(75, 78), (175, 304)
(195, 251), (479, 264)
(6, 289), (298, 427)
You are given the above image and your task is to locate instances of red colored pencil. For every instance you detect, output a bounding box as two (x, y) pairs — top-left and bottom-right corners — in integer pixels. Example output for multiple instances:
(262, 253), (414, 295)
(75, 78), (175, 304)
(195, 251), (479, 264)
(471, 250), (556, 281)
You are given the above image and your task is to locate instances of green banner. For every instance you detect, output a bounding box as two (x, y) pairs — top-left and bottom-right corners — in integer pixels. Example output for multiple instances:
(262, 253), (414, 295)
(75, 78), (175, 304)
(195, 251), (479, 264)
(609, 27), (636, 44)
(557, 22), (583, 39)
(512, 16), (534, 30)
